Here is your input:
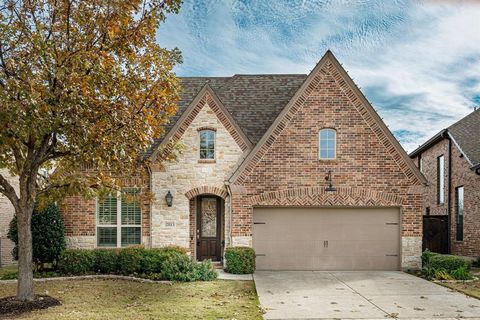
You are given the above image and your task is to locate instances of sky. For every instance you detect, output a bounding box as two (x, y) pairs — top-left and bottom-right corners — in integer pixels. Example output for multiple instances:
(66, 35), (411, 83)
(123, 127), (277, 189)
(156, 0), (480, 153)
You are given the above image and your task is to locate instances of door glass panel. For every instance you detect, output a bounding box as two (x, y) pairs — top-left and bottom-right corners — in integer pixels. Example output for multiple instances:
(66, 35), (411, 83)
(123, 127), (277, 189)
(201, 198), (217, 237)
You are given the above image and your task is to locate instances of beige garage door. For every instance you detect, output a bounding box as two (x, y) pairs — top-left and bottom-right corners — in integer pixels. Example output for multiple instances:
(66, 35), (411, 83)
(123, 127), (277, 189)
(253, 207), (400, 271)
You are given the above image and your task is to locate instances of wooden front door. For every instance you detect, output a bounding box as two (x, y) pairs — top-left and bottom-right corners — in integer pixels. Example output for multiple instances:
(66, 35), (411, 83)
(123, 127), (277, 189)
(196, 196), (222, 261)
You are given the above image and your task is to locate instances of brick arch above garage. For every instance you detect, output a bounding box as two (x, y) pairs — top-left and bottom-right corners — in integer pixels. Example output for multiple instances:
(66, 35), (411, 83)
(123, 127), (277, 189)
(248, 186), (404, 207)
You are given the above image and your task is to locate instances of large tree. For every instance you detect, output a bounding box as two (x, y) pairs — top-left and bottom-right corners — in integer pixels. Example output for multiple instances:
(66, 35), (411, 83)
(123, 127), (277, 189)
(0, 0), (181, 301)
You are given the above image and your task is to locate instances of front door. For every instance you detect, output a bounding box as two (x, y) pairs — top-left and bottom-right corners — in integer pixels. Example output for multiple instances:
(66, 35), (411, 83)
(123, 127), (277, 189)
(196, 196), (222, 261)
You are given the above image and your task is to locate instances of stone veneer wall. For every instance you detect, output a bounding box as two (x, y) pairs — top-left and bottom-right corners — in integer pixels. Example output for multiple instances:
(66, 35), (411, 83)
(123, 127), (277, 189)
(230, 57), (425, 270)
(0, 169), (18, 266)
(150, 98), (245, 252)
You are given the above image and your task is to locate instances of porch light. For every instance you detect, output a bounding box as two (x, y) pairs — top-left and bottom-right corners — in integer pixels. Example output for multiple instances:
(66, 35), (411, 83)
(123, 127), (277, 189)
(165, 191), (173, 207)
(325, 170), (336, 192)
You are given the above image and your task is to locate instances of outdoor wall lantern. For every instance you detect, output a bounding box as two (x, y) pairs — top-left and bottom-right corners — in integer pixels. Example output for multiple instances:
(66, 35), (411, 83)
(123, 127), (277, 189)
(165, 191), (173, 207)
(325, 170), (336, 192)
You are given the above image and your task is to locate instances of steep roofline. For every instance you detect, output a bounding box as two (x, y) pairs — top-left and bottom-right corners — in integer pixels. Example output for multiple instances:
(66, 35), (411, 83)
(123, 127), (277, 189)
(149, 83), (252, 161)
(229, 50), (427, 185)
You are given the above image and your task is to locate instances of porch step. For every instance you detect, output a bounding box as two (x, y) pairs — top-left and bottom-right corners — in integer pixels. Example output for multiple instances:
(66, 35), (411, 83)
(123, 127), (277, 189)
(212, 262), (223, 269)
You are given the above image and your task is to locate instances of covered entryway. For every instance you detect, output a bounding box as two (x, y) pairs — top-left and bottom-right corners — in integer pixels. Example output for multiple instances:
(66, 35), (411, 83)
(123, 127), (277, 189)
(253, 207), (400, 270)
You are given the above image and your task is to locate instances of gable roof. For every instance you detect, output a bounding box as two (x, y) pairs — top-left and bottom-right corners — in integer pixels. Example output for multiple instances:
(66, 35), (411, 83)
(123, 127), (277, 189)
(410, 108), (480, 169)
(144, 74), (307, 158)
(228, 50), (427, 185)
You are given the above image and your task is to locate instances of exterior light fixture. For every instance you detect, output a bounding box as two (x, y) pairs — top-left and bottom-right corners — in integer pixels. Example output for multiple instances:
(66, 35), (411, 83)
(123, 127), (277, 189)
(165, 191), (173, 207)
(325, 170), (336, 192)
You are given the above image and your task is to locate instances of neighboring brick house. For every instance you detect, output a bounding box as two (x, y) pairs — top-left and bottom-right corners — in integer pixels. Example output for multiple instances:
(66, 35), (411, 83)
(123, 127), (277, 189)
(0, 169), (17, 266)
(410, 109), (480, 258)
(60, 51), (426, 270)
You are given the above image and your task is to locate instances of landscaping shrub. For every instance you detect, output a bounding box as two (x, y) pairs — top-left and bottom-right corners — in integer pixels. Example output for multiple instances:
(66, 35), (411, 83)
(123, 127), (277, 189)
(55, 247), (216, 281)
(450, 266), (473, 280)
(8, 203), (66, 269)
(224, 247), (256, 274)
(93, 249), (119, 274)
(429, 254), (471, 273)
(422, 250), (472, 280)
(58, 249), (95, 275)
(117, 245), (146, 275)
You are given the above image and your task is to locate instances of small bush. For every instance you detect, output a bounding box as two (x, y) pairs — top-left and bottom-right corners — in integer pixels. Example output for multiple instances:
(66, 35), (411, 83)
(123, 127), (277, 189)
(450, 266), (473, 280)
(117, 246), (145, 275)
(93, 249), (119, 274)
(224, 247), (256, 274)
(140, 249), (165, 274)
(58, 249), (95, 275)
(8, 204), (66, 269)
(191, 260), (217, 281)
(434, 269), (453, 280)
(421, 249), (438, 268)
(429, 254), (471, 273)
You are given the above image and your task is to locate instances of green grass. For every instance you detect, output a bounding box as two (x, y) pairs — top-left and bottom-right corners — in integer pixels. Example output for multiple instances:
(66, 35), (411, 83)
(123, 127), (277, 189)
(0, 265), (17, 278)
(0, 278), (263, 319)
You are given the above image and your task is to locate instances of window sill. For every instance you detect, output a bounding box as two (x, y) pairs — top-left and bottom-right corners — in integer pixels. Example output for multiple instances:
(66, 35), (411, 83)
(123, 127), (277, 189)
(318, 159), (338, 163)
(198, 159), (216, 164)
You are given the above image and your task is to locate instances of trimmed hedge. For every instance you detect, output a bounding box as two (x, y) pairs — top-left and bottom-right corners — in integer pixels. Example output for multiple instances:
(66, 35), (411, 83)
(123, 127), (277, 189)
(57, 246), (217, 281)
(421, 250), (472, 280)
(224, 247), (255, 274)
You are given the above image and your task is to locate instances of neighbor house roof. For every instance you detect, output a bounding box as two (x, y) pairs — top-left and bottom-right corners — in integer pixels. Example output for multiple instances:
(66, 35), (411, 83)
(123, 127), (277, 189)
(144, 74), (307, 157)
(410, 108), (480, 169)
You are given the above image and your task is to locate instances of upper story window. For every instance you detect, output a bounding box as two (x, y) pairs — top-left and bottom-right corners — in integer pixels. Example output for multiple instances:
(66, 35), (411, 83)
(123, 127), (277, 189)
(456, 186), (464, 241)
(97, 188), (141, 248)
(199, 130), (215, 160)
(319, 128), (336, 160)
(437, 155), (445, 204)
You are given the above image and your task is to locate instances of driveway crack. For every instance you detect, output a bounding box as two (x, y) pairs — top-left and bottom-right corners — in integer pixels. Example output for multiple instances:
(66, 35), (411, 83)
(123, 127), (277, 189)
(329, 272), (392, 318)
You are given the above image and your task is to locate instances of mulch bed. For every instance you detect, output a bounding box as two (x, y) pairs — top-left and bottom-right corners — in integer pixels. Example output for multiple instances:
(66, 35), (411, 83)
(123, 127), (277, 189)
(0, 295), (60, 318)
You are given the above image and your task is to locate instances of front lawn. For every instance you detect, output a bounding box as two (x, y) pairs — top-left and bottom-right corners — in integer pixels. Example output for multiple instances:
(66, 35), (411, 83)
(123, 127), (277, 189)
(0, 279), (263, 319)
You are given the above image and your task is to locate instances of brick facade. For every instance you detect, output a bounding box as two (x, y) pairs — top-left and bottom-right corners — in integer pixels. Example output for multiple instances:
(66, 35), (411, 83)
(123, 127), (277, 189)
(229, 57), (425, 269)
(0, 169), (17, 266)
(412, 138), (480, 257)
(59, 52), (425, 269)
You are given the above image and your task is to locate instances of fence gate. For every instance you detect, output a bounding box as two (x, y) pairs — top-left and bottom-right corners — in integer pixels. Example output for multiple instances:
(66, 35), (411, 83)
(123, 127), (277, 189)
(423, 215), (448, 254)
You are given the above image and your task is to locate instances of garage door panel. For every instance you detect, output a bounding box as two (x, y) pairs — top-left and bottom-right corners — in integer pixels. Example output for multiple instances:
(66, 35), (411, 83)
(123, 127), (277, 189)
(253, 207), (400, 271)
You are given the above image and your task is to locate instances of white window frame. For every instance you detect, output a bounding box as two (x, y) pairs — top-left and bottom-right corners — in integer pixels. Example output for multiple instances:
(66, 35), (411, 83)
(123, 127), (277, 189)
(96, 189), (142, 248)
(199, 129), (216, 160)
(319, 128), (337, 160)
(437, 155), (445, 204)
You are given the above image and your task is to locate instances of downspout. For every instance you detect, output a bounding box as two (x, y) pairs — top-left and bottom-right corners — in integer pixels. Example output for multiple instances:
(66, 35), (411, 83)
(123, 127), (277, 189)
(224, 181), (233, 249)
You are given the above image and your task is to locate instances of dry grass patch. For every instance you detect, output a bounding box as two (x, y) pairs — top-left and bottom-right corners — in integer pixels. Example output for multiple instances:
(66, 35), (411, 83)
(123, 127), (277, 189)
(0, 279), (262, 319)
(441, 279), (480, 300)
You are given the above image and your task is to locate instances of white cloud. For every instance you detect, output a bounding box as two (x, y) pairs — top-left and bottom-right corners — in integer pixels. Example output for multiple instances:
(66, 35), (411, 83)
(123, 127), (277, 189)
(157, 0), (480, 152)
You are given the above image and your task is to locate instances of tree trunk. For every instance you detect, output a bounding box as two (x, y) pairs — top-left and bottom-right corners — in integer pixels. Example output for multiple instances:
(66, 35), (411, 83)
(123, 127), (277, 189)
(16, 202), (35, 301)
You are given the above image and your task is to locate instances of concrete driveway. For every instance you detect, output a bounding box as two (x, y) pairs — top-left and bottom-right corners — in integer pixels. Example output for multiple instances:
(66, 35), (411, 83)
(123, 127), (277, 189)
(254, 271), (480, 319)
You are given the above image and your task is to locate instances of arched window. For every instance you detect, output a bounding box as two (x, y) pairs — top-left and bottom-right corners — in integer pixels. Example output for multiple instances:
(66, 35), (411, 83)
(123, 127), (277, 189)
(319, 128), (336, 159)
(199, 130), (215, 159)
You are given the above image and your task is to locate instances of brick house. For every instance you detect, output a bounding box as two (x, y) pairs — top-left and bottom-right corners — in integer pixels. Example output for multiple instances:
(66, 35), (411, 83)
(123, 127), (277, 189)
(410, 109), (480, 258)
(59, 51), (426, 270)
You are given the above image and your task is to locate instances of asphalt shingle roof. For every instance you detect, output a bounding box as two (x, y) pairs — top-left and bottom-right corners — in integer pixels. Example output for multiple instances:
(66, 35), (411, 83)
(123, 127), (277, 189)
(448, 108), (480, 167)
(146, 74), (307, 157)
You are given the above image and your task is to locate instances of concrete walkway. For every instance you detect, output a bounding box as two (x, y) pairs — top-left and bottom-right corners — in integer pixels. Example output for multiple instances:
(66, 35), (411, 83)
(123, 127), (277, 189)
(254, 271), (480, 319)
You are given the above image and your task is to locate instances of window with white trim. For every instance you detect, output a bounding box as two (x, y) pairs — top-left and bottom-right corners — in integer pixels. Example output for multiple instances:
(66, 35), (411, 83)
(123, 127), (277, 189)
(97, 188), (141, 247)
(437, 155), (445, 204)
(199, 130), (215, 159)
(319, 128), (336, 159)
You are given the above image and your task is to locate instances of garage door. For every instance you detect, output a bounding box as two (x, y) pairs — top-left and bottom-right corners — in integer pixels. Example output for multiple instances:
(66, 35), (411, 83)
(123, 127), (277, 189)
(253, 207), (400, 271)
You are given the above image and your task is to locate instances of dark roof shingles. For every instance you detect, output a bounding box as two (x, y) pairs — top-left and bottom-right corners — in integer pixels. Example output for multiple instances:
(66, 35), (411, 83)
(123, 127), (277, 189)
(448, 109), (480, 167)
(146, 74), (307, 157)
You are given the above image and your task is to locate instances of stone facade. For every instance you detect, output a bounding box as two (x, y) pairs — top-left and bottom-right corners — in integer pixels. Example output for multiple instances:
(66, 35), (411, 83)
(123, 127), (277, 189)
(412, 138), (480, 257)
(150, 94), (245, 254)
(0, 169), (18, 266)
(229, 56), (425, 270)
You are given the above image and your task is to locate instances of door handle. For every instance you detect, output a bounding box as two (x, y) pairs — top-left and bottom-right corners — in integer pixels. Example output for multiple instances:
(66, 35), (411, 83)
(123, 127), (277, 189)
(324, 240), (329, 248)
